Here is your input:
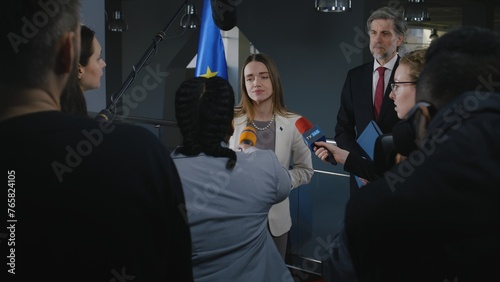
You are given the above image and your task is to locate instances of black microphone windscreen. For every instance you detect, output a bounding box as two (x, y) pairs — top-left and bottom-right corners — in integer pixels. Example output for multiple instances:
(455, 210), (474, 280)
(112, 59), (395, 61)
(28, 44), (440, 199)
(211, 0), (237, 31)
(94, 109), (113, 122)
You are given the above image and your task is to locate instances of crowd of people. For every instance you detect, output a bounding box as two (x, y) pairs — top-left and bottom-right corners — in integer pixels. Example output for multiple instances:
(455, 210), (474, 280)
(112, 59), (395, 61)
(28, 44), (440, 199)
(1, 1), (499, 281)
(1, 1), (192, 281)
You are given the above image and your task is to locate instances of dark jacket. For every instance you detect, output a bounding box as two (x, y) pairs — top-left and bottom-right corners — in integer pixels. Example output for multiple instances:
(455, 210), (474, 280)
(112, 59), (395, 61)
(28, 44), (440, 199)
(0, 111), (194, 281)
(344, 91), (500, 281)
(335, 58), (401, 193)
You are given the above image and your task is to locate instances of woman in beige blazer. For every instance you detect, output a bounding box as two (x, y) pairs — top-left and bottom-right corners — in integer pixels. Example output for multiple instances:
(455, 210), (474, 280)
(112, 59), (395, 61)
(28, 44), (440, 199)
(229, 53), (314, 259)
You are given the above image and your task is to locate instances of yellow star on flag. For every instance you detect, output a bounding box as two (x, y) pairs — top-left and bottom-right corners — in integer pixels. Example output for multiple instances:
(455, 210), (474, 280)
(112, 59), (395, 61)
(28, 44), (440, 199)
(200, 66), (218, 78)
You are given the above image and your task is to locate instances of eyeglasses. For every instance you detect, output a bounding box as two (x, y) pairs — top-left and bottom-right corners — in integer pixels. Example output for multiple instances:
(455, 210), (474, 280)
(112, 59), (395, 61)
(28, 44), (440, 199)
(390, 81), (416, 92)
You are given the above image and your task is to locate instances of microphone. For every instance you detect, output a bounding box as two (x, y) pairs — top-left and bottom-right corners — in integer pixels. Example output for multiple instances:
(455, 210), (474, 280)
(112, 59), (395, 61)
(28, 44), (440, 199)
(94, 108), (113, 122)
(239, 126), (257, 146)
(210, 0), (237, 31)
(295, 117), (337, 165)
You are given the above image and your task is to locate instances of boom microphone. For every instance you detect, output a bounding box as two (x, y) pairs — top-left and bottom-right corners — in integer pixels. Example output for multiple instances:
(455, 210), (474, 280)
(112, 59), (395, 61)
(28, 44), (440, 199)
(295, 117), (337, 165)
(94, 108), (113, 122)
(210, 0), (237, 31)
(239, 126), (257, 146)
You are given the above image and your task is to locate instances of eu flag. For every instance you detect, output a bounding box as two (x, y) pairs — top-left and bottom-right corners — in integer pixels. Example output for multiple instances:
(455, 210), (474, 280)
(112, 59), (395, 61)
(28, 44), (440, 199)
(195, 0), (228, 80)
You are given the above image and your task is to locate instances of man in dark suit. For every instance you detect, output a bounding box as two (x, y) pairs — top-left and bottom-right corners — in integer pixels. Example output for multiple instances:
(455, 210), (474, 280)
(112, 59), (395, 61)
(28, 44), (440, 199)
(335, 7), (407, 194)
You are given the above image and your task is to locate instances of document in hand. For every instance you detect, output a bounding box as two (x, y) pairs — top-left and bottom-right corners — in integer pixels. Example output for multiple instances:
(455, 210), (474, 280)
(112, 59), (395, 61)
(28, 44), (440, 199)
(355, 120), (382, 187)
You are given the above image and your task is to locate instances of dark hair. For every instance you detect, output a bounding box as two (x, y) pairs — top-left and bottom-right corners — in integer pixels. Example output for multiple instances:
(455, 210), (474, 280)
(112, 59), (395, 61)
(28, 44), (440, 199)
(60, 64), (87, 116)
(175, 76), (237, 170)
(79, 25), (96, 67)
(235, 53), (294, 119)
(60, 25), (96, 116)
(0, 0), (81, 88)
(416, 26), (500, 110)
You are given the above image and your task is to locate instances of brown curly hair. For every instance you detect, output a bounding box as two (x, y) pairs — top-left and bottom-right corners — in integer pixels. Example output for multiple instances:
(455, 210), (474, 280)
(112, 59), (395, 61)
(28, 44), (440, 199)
(400, 48), (427, 83)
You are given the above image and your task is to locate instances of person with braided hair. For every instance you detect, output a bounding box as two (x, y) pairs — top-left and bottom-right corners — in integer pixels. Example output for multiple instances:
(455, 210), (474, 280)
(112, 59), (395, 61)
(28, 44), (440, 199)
(171, 76), (294, 281)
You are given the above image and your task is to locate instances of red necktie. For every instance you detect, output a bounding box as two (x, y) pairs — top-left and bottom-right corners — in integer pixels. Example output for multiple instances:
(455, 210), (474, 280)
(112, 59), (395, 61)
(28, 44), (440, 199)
(374, 67), (386, 119)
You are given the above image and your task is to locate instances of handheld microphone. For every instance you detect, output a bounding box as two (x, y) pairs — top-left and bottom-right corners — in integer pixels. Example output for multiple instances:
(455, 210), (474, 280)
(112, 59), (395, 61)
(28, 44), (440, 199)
(210, 0), (237, 31)
(239, 126), (257, 146)
(295, 117), (337, 165)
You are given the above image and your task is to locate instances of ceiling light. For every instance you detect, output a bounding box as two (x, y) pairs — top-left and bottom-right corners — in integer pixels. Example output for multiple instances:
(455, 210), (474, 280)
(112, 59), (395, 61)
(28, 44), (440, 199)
(315, 0), (351, 12)
(404, 0), (430, 22)
(108, 11), (128, 32)
(429, 29), (439, 41)
(180, 4), (200, 29)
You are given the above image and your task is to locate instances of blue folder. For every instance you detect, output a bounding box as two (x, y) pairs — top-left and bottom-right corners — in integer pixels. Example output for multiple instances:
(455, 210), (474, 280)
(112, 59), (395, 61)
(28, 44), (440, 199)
(355, 120), (382, 187)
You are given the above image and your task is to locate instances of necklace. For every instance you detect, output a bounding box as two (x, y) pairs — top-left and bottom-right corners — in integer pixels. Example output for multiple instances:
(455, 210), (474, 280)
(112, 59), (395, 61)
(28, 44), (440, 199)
(251, 115), (275, 131)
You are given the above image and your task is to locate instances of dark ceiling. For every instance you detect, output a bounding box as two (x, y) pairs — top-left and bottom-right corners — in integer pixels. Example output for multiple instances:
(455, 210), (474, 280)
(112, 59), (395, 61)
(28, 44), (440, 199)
(382, 0), (500, 32)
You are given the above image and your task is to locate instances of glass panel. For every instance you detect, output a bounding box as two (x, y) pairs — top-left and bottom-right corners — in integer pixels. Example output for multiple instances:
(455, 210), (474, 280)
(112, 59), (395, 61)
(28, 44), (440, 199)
(288, 169), (350, 276)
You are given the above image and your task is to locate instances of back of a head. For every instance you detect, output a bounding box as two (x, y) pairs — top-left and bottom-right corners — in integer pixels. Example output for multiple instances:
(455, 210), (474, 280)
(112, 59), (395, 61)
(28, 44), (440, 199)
(400, 48), (427, 82)
(175, 76), (237, 169)
(0, 0), (81, 88)
(416, 26), (500, 110)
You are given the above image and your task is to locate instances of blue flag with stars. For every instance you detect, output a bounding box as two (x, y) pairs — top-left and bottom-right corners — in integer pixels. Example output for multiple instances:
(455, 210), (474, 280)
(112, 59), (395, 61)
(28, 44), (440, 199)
(195, 0), (228, 79)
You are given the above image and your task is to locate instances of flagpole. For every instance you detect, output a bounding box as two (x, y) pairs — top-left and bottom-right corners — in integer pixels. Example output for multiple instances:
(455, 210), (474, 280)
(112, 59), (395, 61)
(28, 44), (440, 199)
(95, 0), (191, 122)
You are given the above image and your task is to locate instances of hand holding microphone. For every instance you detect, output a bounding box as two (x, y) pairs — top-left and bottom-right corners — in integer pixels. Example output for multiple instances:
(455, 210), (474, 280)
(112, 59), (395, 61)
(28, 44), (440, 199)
(313, 141), (350, 165)
(295, 117), (337, 165)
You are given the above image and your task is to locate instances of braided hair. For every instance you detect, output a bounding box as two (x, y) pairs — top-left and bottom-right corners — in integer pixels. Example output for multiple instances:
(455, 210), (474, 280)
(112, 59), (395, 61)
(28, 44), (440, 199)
(175, 76), (237, 170)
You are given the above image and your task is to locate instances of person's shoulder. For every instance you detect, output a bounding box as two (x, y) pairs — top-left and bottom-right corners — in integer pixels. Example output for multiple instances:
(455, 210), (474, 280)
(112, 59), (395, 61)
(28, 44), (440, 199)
(81, 120), (168, 158)
(274, 113), (299, 131)
(170, 148), (189, 160)
(65, 113), (160, 143)
(108, 121), (153, 134)
(92, 120), (157, 140)
(282, 112), (299, 117)
(238, 150), (290, 186)
(238, 148), (277, 163)
(349, 60), (373, 74)
(277, 112), (300, 122)
(233, 115), (247, 126)
(289, 114), (302, 126)
(238, 149), (282, 174)
(428, 91), (500, 134)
